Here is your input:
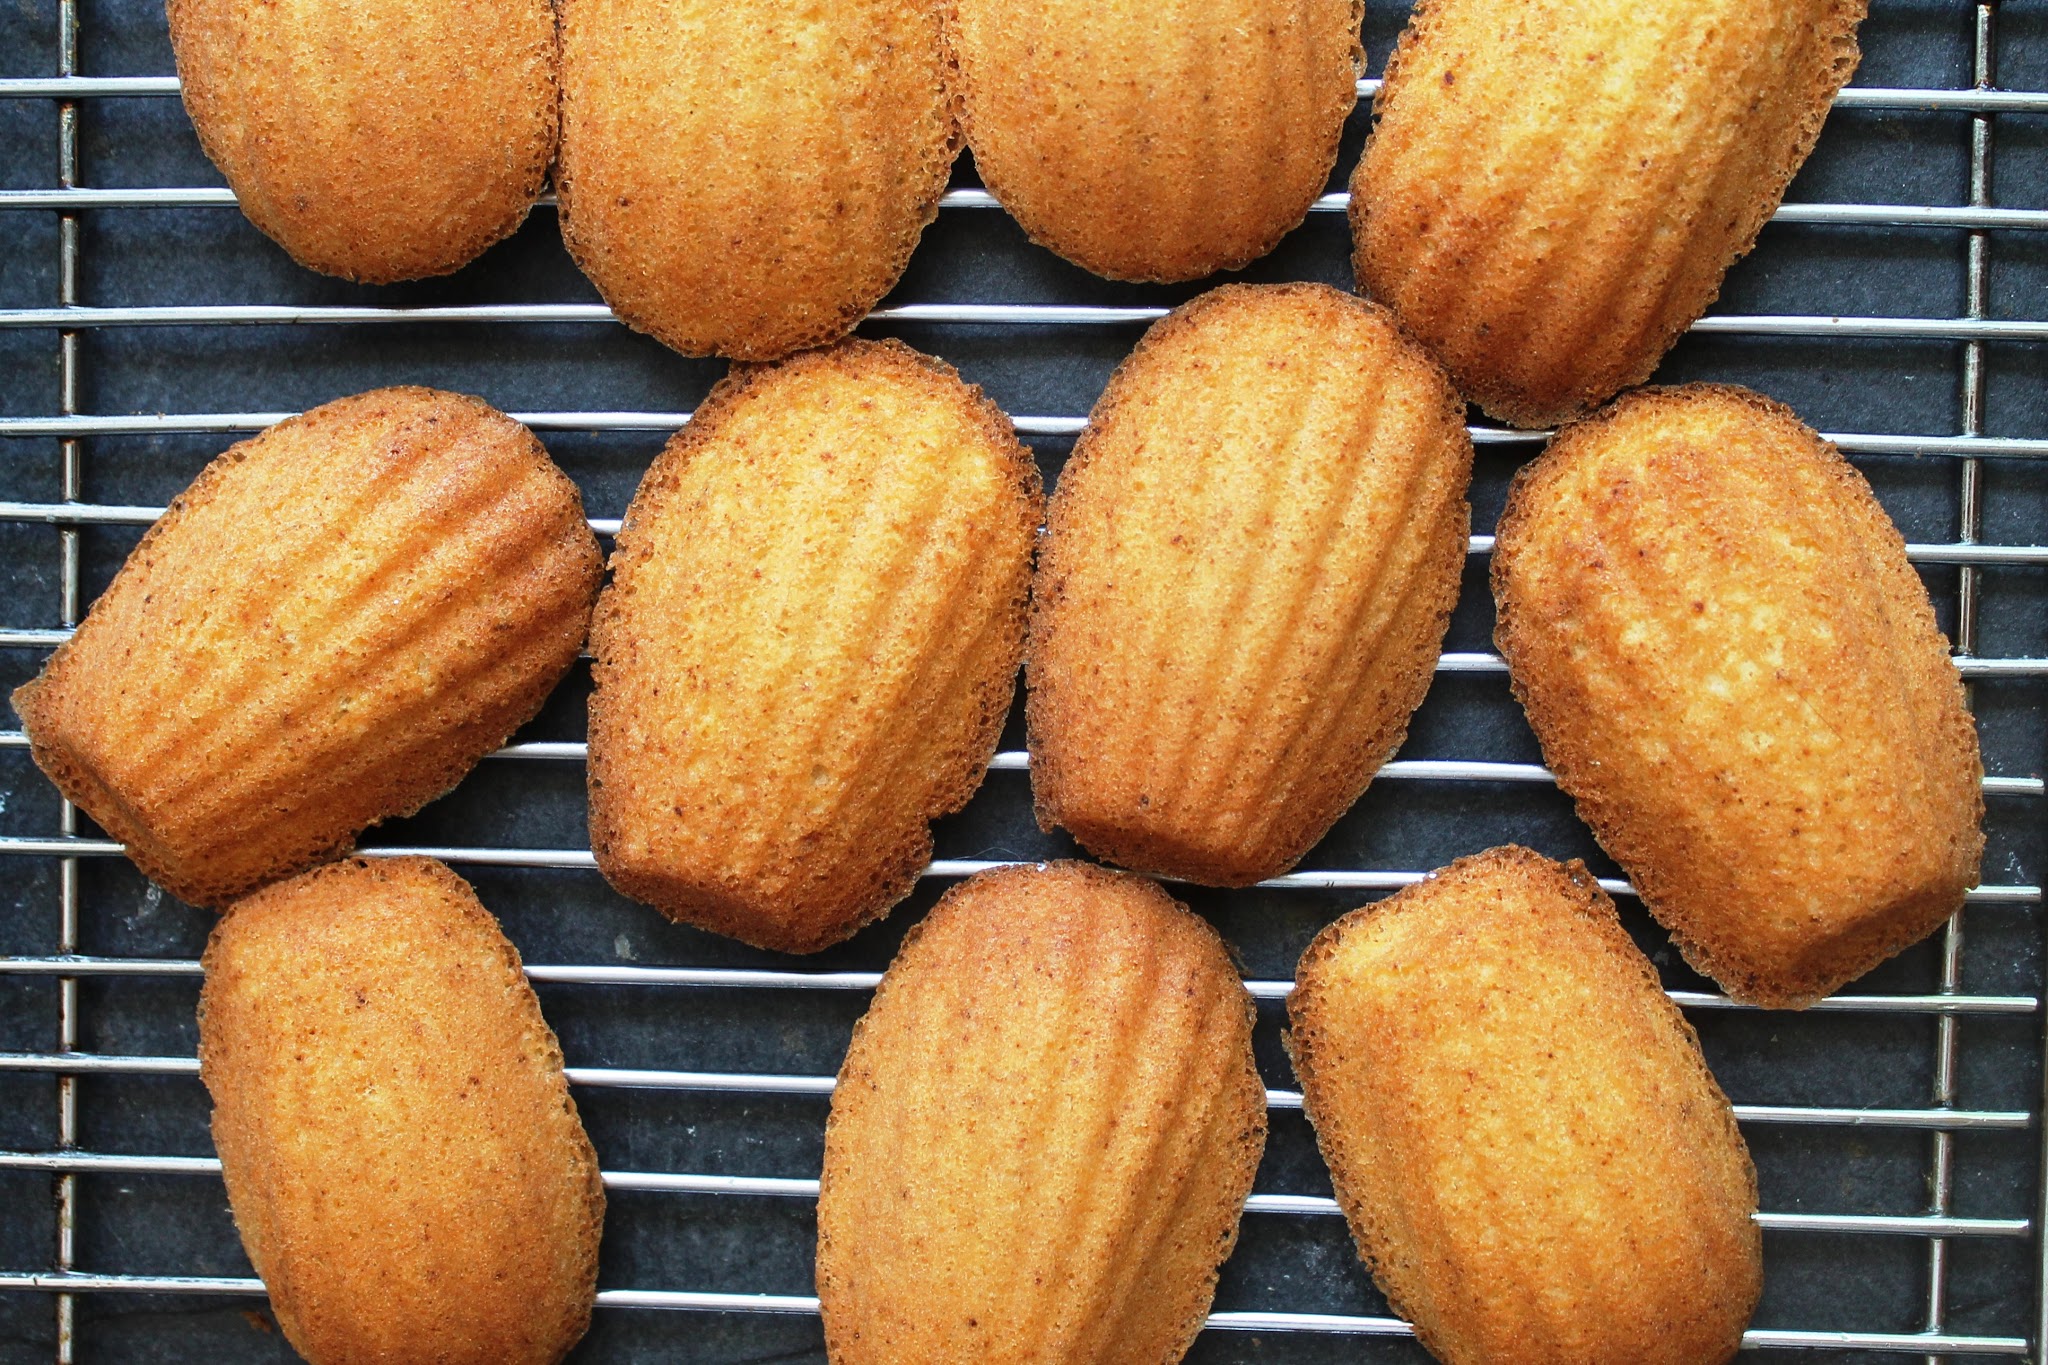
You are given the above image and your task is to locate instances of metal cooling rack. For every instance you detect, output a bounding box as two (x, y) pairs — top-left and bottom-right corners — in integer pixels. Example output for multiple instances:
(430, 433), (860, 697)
(0, 0), (2045, 1360)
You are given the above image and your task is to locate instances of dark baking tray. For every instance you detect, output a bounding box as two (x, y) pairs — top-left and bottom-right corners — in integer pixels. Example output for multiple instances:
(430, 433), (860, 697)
(0, 0), (2044, 1360)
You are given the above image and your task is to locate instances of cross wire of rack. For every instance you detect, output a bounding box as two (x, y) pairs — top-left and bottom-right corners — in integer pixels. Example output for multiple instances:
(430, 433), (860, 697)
(0, 1), (2045, 1360)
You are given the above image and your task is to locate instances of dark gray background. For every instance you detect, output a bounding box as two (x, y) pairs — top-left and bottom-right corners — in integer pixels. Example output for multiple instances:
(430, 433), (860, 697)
(0, 0), (2044, 1360)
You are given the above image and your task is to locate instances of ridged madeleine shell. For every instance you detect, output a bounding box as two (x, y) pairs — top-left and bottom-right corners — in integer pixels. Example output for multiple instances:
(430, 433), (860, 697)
(817, 861), (1265, 1365)
(1492, 386), (1983, 1007)
(12, 387), (602, 908)
(1028, 284), (1472, 886)
(557, 0), (955, 360)
(199, 857), (605, 1365)
(1351, 0), (1866, 428)
(587, 340), (1042, 953)
(1288, 846), (1761, 1365)
(947, 0), (1362, 282)
(168, 0), (556, 283)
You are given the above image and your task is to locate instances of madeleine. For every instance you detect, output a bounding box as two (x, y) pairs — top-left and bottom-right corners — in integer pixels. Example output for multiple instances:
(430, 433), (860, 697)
(948, 0), (1361, 281)
(587, 340), (1041, 952)
(168, 0), (556, 282)
(1028, 284), (1471, 885)
(200, 857), (604, 1364)
(1492, 385), (1983, 1006)
(557, 0), (955, 359)
(13, 388), (602, 907)
(818, 862), (1265, 1364)
(1288, 846), (1761, 1364)
(1352, 0), (1866, 427)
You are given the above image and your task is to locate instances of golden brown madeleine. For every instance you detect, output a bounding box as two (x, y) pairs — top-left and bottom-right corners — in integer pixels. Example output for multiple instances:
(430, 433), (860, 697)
(167, 0), (555, 283)
(557, 0), (954, 360)
(199, 857), (604, 1365)
(947, 0), (1361, 282)
(817, 861), (1265, 1364)
(1492, 386), (1983, 1007)
(587, 340), (1041, 952)
(12, 387), (602, 907)
(1288, 846), (1760, 1365)
(1028, 284), (1471, 886)
(1351, 0), (1865, 428)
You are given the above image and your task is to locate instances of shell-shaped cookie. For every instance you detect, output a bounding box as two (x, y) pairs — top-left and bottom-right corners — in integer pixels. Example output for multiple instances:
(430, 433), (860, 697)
(947, 0), (1362, 282)
(1288, 846), (1761, 1365)
(168, 0), (556, 283)
(557, 0), (955, 360)
(1351, 0), (1866, 428)
(199, 857), (605, 1365)
(817, 861), (1265, 1365)
(1027, 284), (1472, 886)
(11, 387), (602, 908)
(1492, 386), (1983, 1007)
(587, 340), (1042, 952)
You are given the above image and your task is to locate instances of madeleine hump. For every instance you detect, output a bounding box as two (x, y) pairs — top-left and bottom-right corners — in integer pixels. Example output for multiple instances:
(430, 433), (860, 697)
(168, 0), (556, 282)
(816, 861), (1265, 1365)
(1492, 386), (1984, 1007)
(586, 340), (1042, 953)
(199, 858), (605, 1365)
(12, 387), (602, 908)
(1351, 0), (1866, 427)
(1027, 284), (1472, 886)
(557, 0), (955, 360)
(946, 0), (1361, 282)
(1288, 846), (1761, 1365)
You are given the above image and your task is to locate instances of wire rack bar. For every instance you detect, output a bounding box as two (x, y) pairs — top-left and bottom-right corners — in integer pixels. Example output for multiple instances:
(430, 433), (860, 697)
(0, 1053), (2027, 1130)
(0, 500), (2032, 573)
(5, 414), (2048, 460)
(0, 841), (2035, 906)
(1928, 9), (1999, 1358)
(4, 73), (2047, 114)
(49, 1), (82, 1355)
(0, 1150), (2018, 1240)
(0, 77), (182, 96)
(0, 1274), (2024, 1355)
(5, 303), (2048, 342)
(0, 955), (2034, 1018)
(0, 412), (1098, 438)
(4, 626), (2043, 678)
(7, 185), (2046, 234)
(0, 733), (2041, 797)
(1, 492), (2041, 571)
